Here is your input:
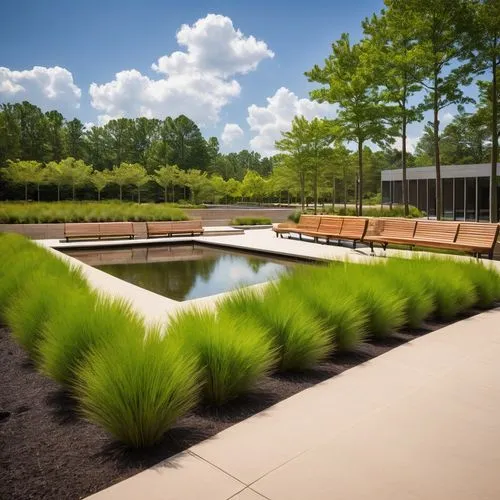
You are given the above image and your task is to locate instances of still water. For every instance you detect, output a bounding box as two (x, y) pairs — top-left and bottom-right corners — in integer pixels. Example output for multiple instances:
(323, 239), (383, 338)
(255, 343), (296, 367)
(65, 244), (295, 301)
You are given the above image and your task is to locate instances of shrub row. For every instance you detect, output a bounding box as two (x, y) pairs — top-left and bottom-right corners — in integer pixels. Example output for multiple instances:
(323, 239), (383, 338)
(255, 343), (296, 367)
(230, 216), (273, 226)
(0, 201), (188, 224)
(2, 233), (499, 449)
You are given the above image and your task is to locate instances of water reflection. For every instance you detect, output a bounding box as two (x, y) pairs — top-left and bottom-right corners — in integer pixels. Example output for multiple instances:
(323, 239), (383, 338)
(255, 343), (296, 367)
(65, 244), (293, 301)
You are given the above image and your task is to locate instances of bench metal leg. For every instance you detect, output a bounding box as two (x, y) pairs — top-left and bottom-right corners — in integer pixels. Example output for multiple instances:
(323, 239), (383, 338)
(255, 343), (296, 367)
(353, 240), (357, 250)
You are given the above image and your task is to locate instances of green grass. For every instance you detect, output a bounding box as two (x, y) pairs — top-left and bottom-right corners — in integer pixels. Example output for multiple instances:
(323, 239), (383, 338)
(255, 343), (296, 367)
(279, 265), (368, 351)
(75, 327), (200, 448)
(230, 216), (272, 225)
(342, 265), (407, 338)
(167, 308), (276, 405)
(39, 295), (145, 386)
(454, 260), (500, 308)
(0, 201), (188, 223)
(218, 287), (332, 371)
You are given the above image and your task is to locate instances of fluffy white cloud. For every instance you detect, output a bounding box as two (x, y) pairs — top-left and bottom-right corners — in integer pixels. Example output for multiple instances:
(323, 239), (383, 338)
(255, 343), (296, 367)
(90, 14), (274, 125)
(0, 66), (81, 111)
(247, 87), (337, 156)
(221, 123), (244, 145)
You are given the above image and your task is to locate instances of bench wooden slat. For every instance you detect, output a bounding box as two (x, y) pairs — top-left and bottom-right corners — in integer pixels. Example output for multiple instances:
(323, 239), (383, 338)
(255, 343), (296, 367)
(99, 222), (134, 238)
(339, 218), (368, 240)
(296, 215), (321, 232)
(413, 221), (459, 243)
(146, 220), (204, 238)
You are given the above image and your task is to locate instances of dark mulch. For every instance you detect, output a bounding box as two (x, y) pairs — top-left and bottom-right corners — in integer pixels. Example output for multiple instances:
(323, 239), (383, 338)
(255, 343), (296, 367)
(0, 309), (487, 499)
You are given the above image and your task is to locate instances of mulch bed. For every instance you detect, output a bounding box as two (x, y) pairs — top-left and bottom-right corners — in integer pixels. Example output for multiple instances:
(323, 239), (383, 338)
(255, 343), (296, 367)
(0, 310), (485, 499)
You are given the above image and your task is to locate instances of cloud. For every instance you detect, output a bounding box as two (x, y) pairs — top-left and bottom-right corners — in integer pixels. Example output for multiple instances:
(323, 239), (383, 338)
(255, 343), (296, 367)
(90, 14), (274, 125)
(0, 66), (81, 112)
(221, 123), (244, 145)
(394, 136), (420, 153)
(247, 87), (337, 156)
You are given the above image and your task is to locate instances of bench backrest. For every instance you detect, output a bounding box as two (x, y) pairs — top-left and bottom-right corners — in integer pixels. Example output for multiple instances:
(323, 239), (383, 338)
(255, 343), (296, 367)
(317, 216), (343, 235)
(146, 222), (173, 234)
(64, 222), (100, 237)
(170, 220), (203, 229)
(99, 222), (134, 236)
(413, 221), (459, 242)
(379, 219), (417, 239)
(340, 217), (368, 239)
(455, 223), (499, 249)
(297, 215), (321, 231)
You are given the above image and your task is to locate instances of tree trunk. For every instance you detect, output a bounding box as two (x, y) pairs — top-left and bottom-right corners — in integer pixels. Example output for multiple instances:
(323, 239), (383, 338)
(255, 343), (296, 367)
(72, 183), (76, 201)
(490, 50), (498, 223)
(37, 184), (40, 202)
(172, 184), (175, 203)
(402, 110), (409, 216)
(164, 186), (168, 203)
(119, 185), (123, 202)
(138, 187), (141, 204)
(358, 140), (363, 216)
(300, 173), (305, 211)
(98, 190), (101, 201)
(57, 184), (60, 202)
(25, 183), (28, 202)
(313, 164), (318, 215)
(332, 176), (336, 212)
(433, 71), (442, 220)
(343, 175), (347, 212)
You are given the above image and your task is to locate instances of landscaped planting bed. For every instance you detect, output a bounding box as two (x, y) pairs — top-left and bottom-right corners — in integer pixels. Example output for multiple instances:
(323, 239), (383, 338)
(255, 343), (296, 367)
(0, 201), (188, 223)
(1, 233), (499, 499)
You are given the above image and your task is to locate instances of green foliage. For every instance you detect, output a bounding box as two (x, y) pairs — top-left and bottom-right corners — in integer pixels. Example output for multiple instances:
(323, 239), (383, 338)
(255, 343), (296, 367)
(454, 260), (500, 308)
(280, 265), (367, 351)
(230, 217), (272, 225)
(0, 201), (187, 223)
(39, 295), (145, 386)
(218, 287), (332, 371)
(331, 205), (424, 218)
(168, 308), (275, 405)
(288, 210), (302, 223)
(75, 328), (200, 448)
(5, 274), (86, 359)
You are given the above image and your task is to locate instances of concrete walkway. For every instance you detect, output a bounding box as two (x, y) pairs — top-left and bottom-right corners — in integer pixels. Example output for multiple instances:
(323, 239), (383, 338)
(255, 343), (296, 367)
(87, 308), (500, 500)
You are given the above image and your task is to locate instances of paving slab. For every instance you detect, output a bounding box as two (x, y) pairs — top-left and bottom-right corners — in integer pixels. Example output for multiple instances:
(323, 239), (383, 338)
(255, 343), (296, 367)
(85, 451), (245, 500)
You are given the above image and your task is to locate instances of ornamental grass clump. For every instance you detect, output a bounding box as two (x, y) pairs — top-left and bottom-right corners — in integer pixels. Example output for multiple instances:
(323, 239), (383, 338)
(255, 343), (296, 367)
(454, 260), (500, 308)
(390, 257), (477, 321)
(75, 328), (200, 448)
(5, 273), (86, 359)
(168, 308), (275, 405)
(280, 265), (367, 351)
(39, 295), (144, 386)
(342, 264), (408, 338)
(218, 286), (331, 371)
(378, 262), (434, 329)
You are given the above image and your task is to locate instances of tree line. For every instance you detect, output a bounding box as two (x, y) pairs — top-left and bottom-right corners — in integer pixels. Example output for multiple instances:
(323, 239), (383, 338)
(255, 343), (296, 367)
(288, 0), (498, 220)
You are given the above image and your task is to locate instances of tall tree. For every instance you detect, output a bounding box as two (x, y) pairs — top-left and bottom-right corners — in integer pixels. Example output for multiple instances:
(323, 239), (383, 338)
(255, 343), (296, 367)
(90, 170), (110, 201)
(85, 126), (109, 171)
(3, 160), (43, 201)
(45, 110), (65, 161)
(467, 0), (500, 221)
(64, 118), (86, 159)
(363, 5), (424, 215)
(45, 161), (65, 201)
(153, 164), (181, 202)
(164, 115), (209, 170)
(0, 104), (21, 165)
(59, 157), (92, 201)
(306, 33), (391, 215)
(398, 0), (472, 219)
(14, 101), (48, 161)
(106, 118), (133, 167)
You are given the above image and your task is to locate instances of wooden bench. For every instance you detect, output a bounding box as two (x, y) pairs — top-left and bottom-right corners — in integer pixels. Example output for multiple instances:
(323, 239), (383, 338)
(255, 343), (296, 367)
(364, 219), (499, 259)
(364, 219), (417, 253)
(64, 222), (135, 242)
(272, 215), (321, 239)
(146, 220), (204, 238)
(337, 217), (368, 249)
(448, 222), (499, 259)
(299, 216), (344, 243)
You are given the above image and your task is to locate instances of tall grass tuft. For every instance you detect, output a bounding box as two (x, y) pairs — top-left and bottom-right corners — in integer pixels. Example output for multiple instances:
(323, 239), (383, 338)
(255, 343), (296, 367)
(5, 273), (84, 358)
(218, 286), (332, 371)
(39, 295), (145, 386)
(75, 327), (200, 448)
(388, 257), (477, 320)
(380, 262), (435, 329)
(168, 308), (276, 405)
(454, 260), (500, 308)
(279, 265), (367, 351)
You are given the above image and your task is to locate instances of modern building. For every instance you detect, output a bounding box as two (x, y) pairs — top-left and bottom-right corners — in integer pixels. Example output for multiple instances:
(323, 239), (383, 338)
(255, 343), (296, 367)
(381, 163), (500, 221)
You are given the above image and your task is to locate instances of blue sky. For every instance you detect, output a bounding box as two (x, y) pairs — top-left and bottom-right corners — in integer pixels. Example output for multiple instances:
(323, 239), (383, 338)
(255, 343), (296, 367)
(0, 0), (478, 156)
